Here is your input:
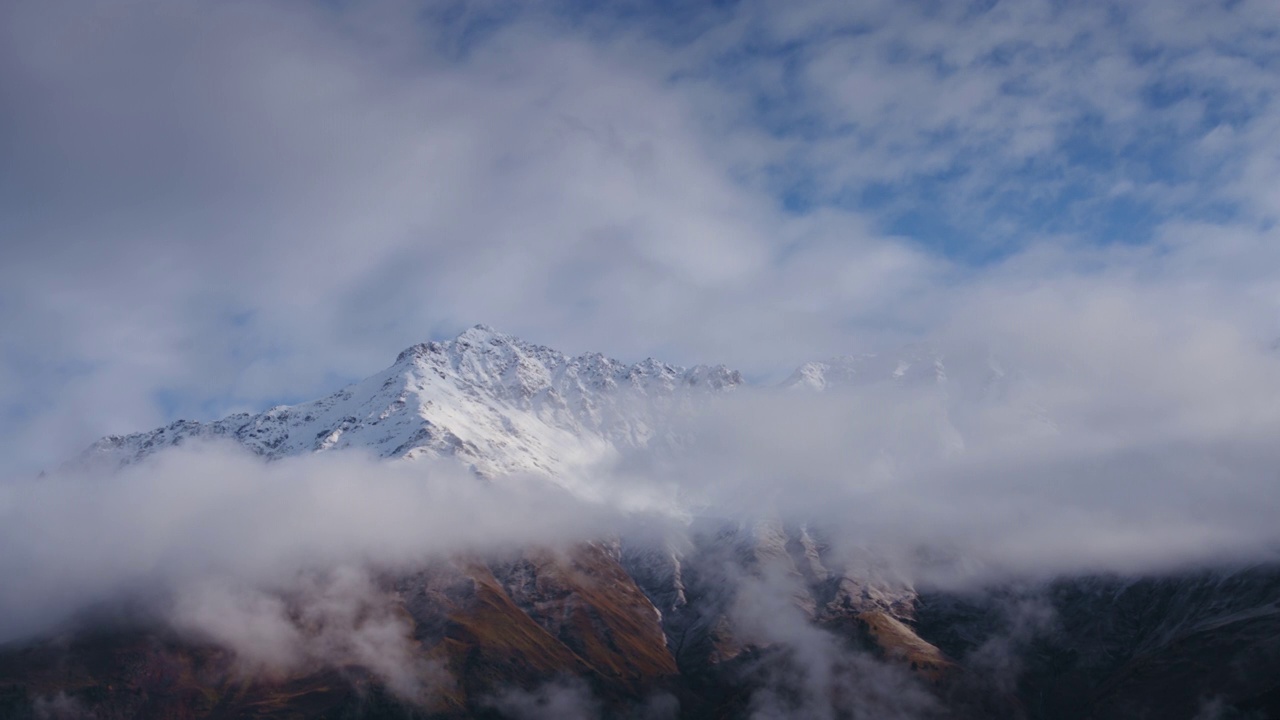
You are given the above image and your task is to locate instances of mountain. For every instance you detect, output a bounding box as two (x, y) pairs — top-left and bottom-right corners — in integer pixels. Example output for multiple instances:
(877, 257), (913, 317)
(917, 566), (1280, 719)
(5, 326), (1279, 719)
(80, 325), (742, 482)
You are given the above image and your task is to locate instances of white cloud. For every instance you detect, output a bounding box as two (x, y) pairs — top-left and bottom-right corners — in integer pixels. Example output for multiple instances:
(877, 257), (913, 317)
(170, 566), (445, 702)
(0, 443), (616, 643)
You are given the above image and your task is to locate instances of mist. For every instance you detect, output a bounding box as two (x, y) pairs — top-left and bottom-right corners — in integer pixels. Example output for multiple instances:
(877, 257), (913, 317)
(585, 304), (1280, 590)
(0, 444), (618, 645)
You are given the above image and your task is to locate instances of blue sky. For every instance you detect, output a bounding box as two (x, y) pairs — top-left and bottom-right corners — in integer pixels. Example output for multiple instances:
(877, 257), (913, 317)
(2, 0), (1280, 474)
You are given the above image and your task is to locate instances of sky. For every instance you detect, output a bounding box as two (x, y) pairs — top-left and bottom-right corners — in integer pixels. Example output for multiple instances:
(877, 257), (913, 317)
(3, 0), (1280, 476)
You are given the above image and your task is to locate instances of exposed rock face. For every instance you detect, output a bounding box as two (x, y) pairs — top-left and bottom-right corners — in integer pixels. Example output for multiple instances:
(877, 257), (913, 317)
(488, 543), (678, 686)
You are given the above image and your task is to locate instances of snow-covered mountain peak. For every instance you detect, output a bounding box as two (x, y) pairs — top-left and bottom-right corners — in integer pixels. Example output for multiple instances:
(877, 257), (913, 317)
(395, 324), (548, 369)
(389, 326), (741, 406)
(80, 327), (743, 482)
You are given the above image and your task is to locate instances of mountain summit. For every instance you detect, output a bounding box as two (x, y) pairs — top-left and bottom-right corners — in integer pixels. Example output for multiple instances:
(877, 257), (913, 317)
(84, 325), (743, 478)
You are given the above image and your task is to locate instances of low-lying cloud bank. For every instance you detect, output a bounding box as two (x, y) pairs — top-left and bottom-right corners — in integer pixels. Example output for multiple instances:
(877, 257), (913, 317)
(635, 383), (1280, 585)
(170, 565), (445, 703)
(595, 291), (1280, 586)
(0, 445), (616, 646)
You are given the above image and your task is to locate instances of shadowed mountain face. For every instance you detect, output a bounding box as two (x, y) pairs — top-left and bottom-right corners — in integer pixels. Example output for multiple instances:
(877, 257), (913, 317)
(916, 567), (1280, 720)
(6, 328), (1280, 718)
(6, 540), (1276, 718)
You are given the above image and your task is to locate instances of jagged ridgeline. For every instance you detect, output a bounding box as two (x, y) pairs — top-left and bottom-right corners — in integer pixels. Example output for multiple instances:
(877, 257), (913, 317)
(3, 327), (1278, 719)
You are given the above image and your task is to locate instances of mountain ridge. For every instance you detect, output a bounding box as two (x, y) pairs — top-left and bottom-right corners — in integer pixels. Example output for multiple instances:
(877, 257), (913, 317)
(81, 325), (745, 479)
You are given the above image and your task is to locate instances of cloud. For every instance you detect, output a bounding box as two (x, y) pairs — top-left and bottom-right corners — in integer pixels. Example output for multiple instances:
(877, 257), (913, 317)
(0, 442), (617, 645)
(601, 273), (1280, 583)
(483, 678), (604, 720)
(170, 566), (444, 703)
(481, 680), (679, 720)
(960, 592), (1056, 696)
(729, 567), (941, 720)
(688, 0), (1280, 240)
(30, 692), (89, 720)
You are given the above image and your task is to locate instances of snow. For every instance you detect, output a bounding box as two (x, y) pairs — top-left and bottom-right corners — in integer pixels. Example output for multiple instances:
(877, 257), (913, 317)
(81, 325), (743, 485)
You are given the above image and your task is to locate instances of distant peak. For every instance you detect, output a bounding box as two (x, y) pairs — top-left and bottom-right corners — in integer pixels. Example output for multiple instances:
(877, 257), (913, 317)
(453, 324), (527, 347)
(393, 325), (533, 364)
(461, 323), (500, 337)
